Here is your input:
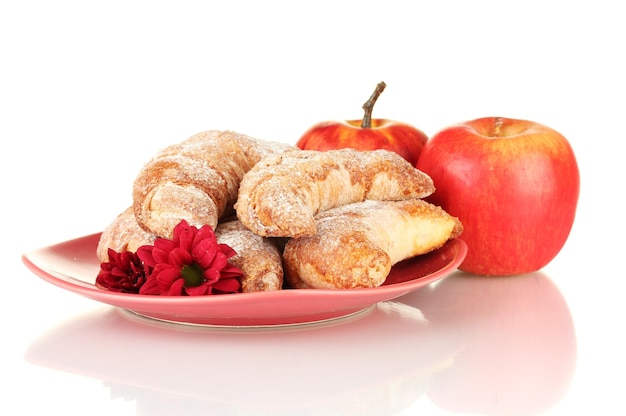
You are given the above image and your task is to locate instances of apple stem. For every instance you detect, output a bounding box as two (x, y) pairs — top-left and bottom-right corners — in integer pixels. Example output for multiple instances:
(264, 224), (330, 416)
(361, 81), (386, 128)
(492, 117), (505, 136)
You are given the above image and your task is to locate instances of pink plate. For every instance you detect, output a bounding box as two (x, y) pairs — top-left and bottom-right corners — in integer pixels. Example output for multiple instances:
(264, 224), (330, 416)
(22, 233), (466, 327)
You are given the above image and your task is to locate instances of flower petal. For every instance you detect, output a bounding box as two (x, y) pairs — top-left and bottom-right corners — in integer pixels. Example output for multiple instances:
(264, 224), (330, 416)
(193, 238), (218, 268)
(136, 245), (156, 268)
(166, 278), (186, 296)
(212, 277), (241, 294)
(220, 263), (245, 279)
(218, 243), (237, 259)
(151, 245), (172, 264)
(195, 224), (216, 243)
(173, 220), (195, 252)
(202, 267), (221, 285)
(168, 247), (192, 268)
(155, 265), (182, 291)
(185, 283), (211, 296)
(209, 251), (229, 271)
(139, 276), (160, 295)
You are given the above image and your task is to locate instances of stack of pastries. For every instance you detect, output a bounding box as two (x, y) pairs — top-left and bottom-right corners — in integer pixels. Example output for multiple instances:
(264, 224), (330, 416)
(97, 129), (462, 292)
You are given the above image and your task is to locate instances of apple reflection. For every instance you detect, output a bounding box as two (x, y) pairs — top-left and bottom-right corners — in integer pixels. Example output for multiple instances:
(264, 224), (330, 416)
(399, 271), (577, 415)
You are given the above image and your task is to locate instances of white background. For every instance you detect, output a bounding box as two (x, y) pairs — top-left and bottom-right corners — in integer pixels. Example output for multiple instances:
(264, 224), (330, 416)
(2, 1), (624, 415)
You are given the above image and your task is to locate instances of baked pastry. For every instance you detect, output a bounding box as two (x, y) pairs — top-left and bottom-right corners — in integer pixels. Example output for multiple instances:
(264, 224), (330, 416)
(215, 220), (283, 292)
(132, 130), (295, 239)
(97, 207), (156, 263)
(235, 148), (435, 238)
(282, 199), (463, 289)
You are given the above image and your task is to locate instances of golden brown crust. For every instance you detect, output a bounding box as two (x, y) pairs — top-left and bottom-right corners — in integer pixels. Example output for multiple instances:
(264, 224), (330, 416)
(215, 220), (284, 292)
(96, 207), (156, 263)
(132, 130), (295, 239)
(282, 199), (463, 290)
(235, 148), (435, 238)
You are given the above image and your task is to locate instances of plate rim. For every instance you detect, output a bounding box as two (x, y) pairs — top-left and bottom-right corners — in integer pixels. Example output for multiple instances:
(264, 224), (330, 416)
(22, 233), (467, 326)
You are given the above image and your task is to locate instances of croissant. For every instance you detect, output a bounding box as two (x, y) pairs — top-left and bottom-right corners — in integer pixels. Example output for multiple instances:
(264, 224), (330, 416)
(235, 148), (435, 238)
(215, 220), (283, 292)
(282, 199), (463, 289)
(96, 207), (155, 263)
(132, 130), (295, 239)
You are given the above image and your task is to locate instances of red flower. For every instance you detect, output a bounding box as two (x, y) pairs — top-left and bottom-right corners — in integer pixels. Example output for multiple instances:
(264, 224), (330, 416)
(136, 220), (243, 296)
(96, 249), (149, 294)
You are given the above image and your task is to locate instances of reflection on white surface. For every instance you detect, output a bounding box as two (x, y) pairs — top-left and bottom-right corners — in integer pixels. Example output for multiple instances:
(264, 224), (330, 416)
(402, 271), (577, 415)
(26, 271), (576, 415)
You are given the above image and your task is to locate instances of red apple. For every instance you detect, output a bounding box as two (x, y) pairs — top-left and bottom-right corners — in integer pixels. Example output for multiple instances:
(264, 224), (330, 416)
(416, 117), (580, 276)
(296, 82), (428, 165)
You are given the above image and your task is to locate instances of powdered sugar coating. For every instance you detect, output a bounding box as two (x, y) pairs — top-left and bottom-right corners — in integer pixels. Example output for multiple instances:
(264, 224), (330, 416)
(96, 207), (156, 262)
(215, 220), (283, 292)
(235, 148), (435, 238)
(132, 130), (295, 239)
